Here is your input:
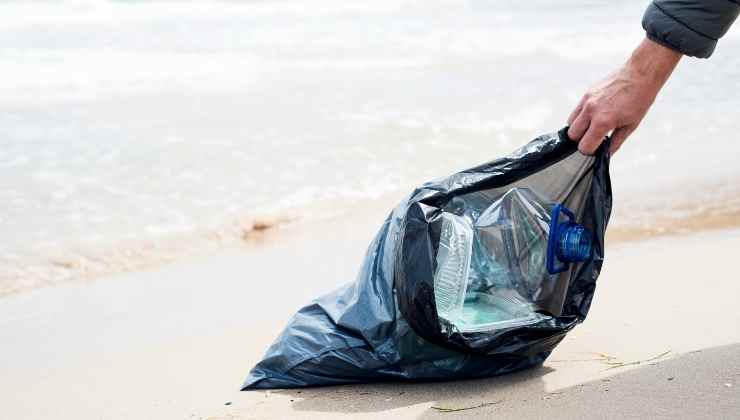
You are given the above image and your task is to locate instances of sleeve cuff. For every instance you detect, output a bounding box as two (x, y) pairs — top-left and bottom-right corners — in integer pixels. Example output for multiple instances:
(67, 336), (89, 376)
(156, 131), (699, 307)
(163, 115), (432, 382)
(642, 2), (717, 59)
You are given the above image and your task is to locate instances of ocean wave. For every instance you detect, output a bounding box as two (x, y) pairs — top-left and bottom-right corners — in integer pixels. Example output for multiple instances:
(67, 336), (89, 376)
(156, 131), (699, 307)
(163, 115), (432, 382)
(0, 209), (298, 297)
(3, 181), (740, 298)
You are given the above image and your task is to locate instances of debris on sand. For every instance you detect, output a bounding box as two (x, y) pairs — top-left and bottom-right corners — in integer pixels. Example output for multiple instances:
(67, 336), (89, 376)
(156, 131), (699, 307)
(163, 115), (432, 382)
(542, 391), (564, 401)
(551, 350), (672, 369)
(431, 401), (502, 412)
(596, 350), (672, 370)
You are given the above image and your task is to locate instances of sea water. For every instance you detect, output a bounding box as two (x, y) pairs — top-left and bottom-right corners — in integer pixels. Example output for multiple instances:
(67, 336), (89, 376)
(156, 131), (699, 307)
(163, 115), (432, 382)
(2, 0), (740, 294)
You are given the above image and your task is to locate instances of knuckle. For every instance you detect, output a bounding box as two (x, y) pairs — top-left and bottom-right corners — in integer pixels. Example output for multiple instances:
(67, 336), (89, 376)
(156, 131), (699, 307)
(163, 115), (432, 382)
(582, 100), (597, 113)
(593, 114), (613, 128)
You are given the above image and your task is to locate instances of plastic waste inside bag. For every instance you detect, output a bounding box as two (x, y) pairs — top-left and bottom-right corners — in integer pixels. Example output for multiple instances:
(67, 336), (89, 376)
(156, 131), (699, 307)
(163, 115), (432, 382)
(243, 127), (612, 389)
(433, 187), (592, 333)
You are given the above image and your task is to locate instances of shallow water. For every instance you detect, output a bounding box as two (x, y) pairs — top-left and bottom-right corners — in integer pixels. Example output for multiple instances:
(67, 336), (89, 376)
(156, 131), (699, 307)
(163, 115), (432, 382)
(2, 0), (740, 294)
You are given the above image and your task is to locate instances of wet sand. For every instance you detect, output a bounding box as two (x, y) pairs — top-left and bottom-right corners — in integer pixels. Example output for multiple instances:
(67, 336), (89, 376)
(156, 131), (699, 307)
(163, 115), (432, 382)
(211, 343), (740, 420)
(1, 207), (740, 419)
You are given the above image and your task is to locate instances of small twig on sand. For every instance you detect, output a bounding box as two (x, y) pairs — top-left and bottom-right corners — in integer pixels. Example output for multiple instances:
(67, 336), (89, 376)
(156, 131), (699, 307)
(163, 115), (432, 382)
(551, 351), (671, 370)
(549, 357), (608, 363)
(551, 352), (619, 364)
(431, 401), (502, 412)
(602, 350), (672, 370)
(542, 391), (564, 401)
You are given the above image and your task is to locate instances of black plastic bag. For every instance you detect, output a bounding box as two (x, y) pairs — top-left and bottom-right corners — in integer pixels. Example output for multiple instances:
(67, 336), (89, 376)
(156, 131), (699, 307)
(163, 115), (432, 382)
(243, 127), (611, 389)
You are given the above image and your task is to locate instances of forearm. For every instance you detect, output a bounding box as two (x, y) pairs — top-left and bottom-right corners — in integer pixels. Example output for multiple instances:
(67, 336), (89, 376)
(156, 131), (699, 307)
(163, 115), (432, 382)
(624, 37), (682, 93)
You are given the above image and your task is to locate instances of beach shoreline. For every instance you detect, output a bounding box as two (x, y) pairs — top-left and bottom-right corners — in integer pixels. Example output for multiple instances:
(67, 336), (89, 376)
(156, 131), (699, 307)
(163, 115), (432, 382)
(4, 175), (740, 299)
(1, 212), (739, 419)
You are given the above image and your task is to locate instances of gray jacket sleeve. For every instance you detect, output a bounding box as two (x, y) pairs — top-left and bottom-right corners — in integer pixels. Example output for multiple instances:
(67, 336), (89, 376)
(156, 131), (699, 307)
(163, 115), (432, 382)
(643, 0), (740, 58)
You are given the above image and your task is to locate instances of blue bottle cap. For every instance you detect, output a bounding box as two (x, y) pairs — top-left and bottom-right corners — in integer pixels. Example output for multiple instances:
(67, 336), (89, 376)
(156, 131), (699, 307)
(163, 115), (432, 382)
(546, 204), (593, 274)
(557, 224), (592, 263)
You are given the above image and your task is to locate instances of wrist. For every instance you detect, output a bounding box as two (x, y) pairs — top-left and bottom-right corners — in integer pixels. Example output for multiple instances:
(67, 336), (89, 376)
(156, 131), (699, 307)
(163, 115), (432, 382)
(624, 37), (682, 87)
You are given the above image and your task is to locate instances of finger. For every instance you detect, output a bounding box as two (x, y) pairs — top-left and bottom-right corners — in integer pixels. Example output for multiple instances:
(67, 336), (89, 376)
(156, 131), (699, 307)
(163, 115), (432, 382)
(567, 96), (586, 125)
(608, 126), (635, 155)
(567, 109), (590, 141)
(578, 119), (612, 155)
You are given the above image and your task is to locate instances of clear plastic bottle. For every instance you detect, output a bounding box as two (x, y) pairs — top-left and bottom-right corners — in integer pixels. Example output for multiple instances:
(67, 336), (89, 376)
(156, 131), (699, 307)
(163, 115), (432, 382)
(433, 187), (591, 332)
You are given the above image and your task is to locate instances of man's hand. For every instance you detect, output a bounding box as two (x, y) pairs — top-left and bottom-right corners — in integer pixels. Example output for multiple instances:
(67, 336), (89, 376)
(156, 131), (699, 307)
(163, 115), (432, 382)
(567, 37), (682, 155)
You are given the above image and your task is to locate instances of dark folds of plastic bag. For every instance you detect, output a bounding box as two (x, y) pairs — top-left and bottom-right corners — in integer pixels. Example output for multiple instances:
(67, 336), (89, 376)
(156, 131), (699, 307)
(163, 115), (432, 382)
(243, 127), (612, 389)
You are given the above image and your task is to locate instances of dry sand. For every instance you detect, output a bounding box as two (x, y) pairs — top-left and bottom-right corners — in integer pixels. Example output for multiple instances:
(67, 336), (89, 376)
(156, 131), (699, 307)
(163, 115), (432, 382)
(1, 206), (739, 419)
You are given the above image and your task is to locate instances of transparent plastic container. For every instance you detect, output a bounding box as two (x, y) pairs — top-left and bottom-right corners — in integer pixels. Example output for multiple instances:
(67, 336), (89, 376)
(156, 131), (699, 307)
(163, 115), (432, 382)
(434, 212), (474, 323)
(433, 187), (591, 333)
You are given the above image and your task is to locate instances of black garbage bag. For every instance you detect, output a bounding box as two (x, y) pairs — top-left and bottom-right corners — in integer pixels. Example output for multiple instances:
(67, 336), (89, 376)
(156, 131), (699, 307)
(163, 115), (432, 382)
(243, 127), (612, 389)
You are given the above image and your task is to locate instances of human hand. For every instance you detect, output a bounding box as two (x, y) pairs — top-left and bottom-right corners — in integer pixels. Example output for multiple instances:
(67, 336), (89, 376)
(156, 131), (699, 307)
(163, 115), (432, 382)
(567, 37), (682, 155)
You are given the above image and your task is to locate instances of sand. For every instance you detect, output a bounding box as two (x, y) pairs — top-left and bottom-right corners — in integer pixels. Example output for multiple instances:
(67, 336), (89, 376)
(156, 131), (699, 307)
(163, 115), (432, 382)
(1, 207), (739, 419)
(210, 343), (740, 420)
